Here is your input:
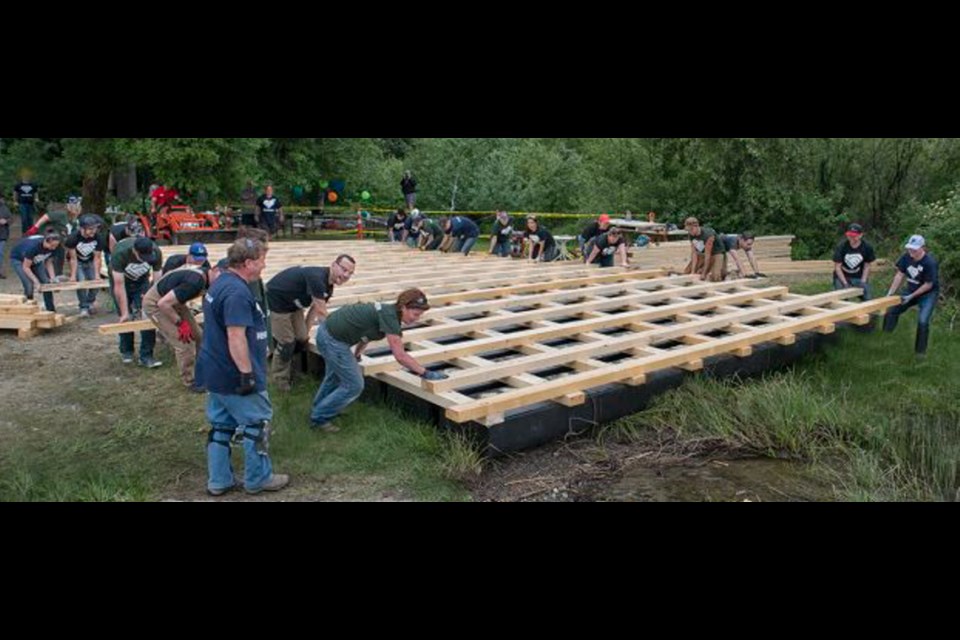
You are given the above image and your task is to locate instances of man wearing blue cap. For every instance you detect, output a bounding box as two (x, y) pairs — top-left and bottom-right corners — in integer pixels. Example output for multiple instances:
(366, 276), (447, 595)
(162, 242), (209, 275)
(883, 234), (940, 355)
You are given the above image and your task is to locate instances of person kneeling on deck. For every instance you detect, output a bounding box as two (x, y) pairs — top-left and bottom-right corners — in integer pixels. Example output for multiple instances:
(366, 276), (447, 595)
(10, 231), (61, 311)
(523, 216), (559, 263)
(489, 209), (515, 258)
(578, 213), (611, 260)
(266, 255), (356, 392)
(883, 234), (939, 356)
(144, 258), (226, 392)
(309, 288), (448, 433)
(196, 237), (289, 496)
(585, 227), (629, 268)
(414, 215), (444, 251)
(721, 231), (765, 279)
(683, 216), (726, 282)
(439, 215), (480, 256)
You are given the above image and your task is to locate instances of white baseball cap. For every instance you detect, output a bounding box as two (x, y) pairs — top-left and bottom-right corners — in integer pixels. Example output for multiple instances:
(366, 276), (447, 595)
(904, 235), (925, 250)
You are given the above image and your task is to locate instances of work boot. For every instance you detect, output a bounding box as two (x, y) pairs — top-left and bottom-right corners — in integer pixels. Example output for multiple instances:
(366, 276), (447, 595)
(915, 324), (930, 355)
(245, 473), (290, 495)
(310, 421), (341, 433)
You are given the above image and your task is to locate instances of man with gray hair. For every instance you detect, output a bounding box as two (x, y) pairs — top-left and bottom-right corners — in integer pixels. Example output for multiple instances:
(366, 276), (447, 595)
(196, 237), (290, 496)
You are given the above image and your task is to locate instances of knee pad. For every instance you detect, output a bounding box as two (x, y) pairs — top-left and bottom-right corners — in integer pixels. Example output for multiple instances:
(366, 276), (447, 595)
(243, 420), (271, 454)
(208, 425), (237, 449)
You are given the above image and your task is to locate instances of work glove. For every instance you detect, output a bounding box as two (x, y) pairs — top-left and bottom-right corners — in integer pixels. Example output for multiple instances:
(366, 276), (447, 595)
(25, 224), (40, 236)
(177, 319), (193, 343)
(236, 372), (257, 396)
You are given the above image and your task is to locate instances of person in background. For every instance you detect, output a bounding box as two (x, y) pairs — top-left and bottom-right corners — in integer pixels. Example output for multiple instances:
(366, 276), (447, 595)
(401, 170), (417, 210)
(489, 210), (515, 258)
(577, 213), (611, 259)
(722, 231), (765, 279)
(683, 216), (727, 282)
(585, 227), (629, 268)
(0, 197), (12, 278)
(162, 242), (210, 275)
(523, 216), (558, 263)
(196, 238), (290, 496)
(13, 171), (39, 235)
(255, 184), (283, 238)
(883, 234), (939, 356)
(831, 223), (874, 299)
(386, 207), (407, 243)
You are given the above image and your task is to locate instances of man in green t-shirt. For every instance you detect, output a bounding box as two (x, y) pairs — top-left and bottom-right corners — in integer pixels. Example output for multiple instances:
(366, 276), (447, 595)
(683, 216), (727, 282)
(309, 288), (448, 432)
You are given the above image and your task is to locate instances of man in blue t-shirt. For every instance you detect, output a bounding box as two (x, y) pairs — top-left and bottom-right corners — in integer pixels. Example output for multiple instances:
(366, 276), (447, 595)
(440, 215), (480, 256)
(195, 237), (289, 496)
(883, 234), (940, 355)
(10, 231), (61, 311)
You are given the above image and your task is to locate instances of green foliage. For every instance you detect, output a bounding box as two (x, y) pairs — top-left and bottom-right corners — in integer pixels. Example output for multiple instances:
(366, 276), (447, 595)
(895, 188), (960, 297)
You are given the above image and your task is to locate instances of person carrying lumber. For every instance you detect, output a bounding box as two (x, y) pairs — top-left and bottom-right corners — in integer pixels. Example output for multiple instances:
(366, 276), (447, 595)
(883, 234), (940, 356)
(143, 258), (226, 391)
(831, 223), (875, 300)
(9, 230), (62, 311)
(309, 289), (448, 433)
(721, 231), (765, 279)
(683, 216), (727, 282)
(64, 215), (106, 317)
(265, 255), (357, 392)
(111, 236), (164, 367)
(577, 213), (611, 259)
(585, 227), (629, 268)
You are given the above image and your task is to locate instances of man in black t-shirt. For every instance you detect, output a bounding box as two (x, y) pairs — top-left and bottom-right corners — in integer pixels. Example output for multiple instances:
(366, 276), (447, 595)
(832, 223), (876, 300)
(265, 255), (356, 391)
(585, 228), (629, 268)
(144, 259), (226, 390)
(64, 215), (106, 316)
(255, 185), (283, 237)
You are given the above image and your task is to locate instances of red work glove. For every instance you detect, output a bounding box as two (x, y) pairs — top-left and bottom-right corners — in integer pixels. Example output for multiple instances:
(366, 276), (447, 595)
(25, 224), (40, 236)
(177, 319), (194, 343)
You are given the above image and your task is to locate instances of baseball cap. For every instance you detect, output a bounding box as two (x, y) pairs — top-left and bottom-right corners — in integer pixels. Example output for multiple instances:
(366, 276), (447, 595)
(188, 242), (209, 258)
(67, 195), (82, 205)
(845, 223), (864, 237)
(79, 214), (100, 229)
(598, 214), (611, 224)
(406, 290), (430, 310)
(904, 235), (925, 250)
(133, 237), (156, 261)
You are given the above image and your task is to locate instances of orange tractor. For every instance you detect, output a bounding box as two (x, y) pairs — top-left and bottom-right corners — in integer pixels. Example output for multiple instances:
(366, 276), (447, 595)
(134, 205), (239, 245)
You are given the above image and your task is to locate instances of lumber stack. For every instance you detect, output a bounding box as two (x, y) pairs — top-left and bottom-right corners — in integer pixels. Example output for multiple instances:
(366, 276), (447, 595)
(0, 294), (69, 338)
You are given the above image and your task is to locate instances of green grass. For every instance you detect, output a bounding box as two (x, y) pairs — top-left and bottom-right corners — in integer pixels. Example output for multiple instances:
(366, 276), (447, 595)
(602, 271), (960, 501)
(0, 357), (474, 502)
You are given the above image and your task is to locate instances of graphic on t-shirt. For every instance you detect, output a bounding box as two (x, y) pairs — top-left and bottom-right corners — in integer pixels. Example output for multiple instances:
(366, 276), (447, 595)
(125, 262), (152, 280)
(907, 265), (922, 280)
(693, 239), (705, 253)
(844, 253), (864, 270)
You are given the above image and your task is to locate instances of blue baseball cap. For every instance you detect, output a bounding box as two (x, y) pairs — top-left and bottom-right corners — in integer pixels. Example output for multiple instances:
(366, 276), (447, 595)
(188, 242), (209, 258)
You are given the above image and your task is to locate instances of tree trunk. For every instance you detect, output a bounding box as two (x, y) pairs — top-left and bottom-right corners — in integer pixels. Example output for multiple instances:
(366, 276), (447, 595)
(82, 171), (111, 222)
(116, 163), (138, 201)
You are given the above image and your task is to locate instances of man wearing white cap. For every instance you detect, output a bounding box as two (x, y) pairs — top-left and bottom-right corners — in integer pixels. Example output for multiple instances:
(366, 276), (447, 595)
(883, 234), (939, 355)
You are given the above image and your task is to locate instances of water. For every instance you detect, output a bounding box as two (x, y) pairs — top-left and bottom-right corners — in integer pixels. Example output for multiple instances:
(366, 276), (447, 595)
(599, 457), (835, 502)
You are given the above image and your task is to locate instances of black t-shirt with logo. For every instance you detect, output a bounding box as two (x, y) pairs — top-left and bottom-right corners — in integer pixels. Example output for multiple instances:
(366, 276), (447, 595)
(492, 218), (515, 239)
(833, 239), (876, 279)
(524, 226), (556, 250)
(387, 212), (407, 233)
(593, 232), (625, 267)
(581, 221), (607, 242)
(64, 231), (105, 263)
(895, 252), (939, 295)
(156, 267), (207, 303)
(266, 266), (332, 313)
(256, 195), (282, 217)
(14, 181), (38, 205)
(110, 237), (162, 282)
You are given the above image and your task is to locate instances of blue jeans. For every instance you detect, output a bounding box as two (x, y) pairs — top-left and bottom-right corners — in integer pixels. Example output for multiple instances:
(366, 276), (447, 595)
(492, 237), (511, 257)
(12, 259), (55, 311)
(76, 260), (98, 310)
(0, 239), (6, 275)
(19, 203), (35, 234)
(884, 291), (937, 329)
(453, 235), (478, 256)
(112, 277), (156, 358)
(404, 193), (416, 209)
(205, 391), (275, 492)
(310, 321), (365, 425)
(833, 275), (872, 301)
